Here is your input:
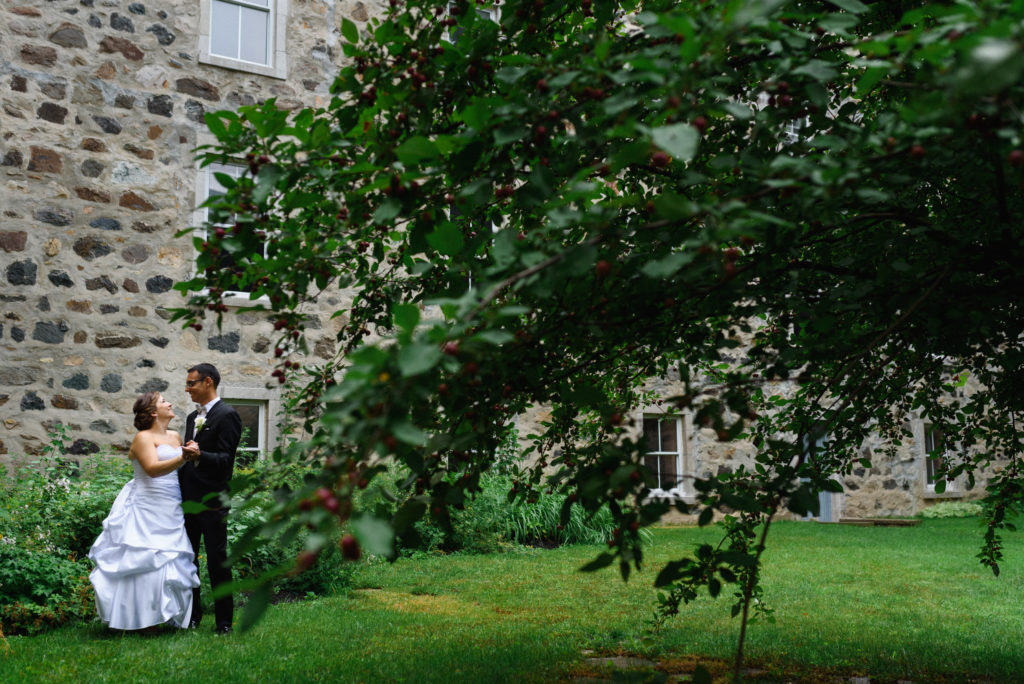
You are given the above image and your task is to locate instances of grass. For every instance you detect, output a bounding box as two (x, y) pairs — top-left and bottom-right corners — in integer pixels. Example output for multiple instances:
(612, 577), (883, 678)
(3, 518), (1023, 683)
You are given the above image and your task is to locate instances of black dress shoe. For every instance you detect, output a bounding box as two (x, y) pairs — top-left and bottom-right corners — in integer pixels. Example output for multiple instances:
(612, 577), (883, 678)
(188, 620), (200, 629)
(215, 624), (232, 635)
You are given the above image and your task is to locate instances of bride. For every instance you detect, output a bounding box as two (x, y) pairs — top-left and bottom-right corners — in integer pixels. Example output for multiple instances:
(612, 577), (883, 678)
(88, 392), (200, 631)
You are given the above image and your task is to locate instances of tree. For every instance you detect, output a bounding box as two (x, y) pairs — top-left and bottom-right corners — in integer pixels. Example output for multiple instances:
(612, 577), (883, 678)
(178, 0), (1024, 677)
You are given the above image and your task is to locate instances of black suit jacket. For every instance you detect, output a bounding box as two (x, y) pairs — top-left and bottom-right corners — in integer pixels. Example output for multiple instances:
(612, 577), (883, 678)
(179, 399), (242, 508)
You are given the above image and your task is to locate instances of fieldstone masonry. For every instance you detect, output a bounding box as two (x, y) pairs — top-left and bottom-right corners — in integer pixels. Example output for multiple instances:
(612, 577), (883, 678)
(1, 0), (383, 458)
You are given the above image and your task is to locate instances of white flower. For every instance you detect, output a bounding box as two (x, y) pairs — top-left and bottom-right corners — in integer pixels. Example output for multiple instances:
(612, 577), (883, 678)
(195, 416), (206, 433)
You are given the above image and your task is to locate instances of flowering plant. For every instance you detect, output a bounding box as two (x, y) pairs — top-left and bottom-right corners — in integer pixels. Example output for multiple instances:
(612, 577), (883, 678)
(195, 416), (206, 434)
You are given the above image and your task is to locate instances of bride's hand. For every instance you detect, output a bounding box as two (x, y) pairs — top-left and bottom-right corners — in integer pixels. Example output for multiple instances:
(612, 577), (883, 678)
(182, 443), (200, 462)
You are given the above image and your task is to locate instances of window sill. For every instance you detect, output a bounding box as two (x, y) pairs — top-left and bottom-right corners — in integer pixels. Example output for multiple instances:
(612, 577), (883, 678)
(198, 52), (287, 80)
(923, 489), (962, 500)
(644, 488), (696, 505)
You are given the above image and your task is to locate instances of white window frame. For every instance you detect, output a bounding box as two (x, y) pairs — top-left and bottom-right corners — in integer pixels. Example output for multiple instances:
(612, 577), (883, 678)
(800, 429), (842, 523)
(198, 0), (289, 79)
(922, 422), (959, 496)
(641, 414), (692, 501)
(221, 386), (282, 462)
(445, 3), (499, 44)
(192, 164), (270, 304)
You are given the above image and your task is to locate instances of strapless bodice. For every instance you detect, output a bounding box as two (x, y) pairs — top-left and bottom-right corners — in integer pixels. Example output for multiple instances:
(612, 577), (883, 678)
(131, 444), (182, 499)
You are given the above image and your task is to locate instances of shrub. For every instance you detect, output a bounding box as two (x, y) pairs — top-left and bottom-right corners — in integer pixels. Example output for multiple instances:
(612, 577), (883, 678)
(228, 459), (358, 599)
(0, 546), (94, 635)
(367, 470), (627, 556)
(919, 501), (984, 519)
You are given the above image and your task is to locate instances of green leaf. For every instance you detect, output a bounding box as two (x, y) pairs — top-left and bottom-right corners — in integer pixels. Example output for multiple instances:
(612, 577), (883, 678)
(351, 513), (395, 558)
(373, 199), (402, 224)
(393, 500), (427, 532)
(856, 66), (889, 97)
(253, 163), (286, 204)
(341, 17), (359, 44)
(793, 60), (839, 83)
(579, 553), (615, 572)
(393, 303), (420, 333)
(204, 113), (228, 141)
(427, 222), (465, 256)
(238, 583), (271, 633)
(697, 507), (714, 526)
(397, 342), (443, 377)
(395, 136), (439, 164)
(471, 329), (515, 345)
(650, 123), (699, 162)
(391, 420), (429, 446)
(641, 251), (695, 279)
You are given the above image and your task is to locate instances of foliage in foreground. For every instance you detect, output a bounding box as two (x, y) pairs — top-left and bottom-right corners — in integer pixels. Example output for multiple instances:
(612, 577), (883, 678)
(179, 0), (1024, 676)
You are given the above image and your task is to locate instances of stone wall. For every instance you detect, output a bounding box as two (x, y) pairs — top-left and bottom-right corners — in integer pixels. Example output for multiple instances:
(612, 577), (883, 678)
(1, 0), (385, 459)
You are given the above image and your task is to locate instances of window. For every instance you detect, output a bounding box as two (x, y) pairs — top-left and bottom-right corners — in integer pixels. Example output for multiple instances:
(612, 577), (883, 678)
(643, 415), (686, 493)
(225, 398), (267, 466)
(800, 429), (838, 522)
(195, 163), (268, 299)
(199, 0), (288, 78)
(923, 423), (954, 492)
(445, 3), (498, 44)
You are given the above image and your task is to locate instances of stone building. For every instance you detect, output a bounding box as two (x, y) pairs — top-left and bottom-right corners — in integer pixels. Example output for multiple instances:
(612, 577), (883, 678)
(1, 0), (985, 518)
(1, 0), (386, 461)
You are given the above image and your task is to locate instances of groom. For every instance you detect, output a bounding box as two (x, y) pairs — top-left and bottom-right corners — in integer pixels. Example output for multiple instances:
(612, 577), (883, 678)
(181, 362), (242, 634)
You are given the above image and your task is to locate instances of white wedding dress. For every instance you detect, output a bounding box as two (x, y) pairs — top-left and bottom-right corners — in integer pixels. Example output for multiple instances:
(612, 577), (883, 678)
(88, 444), (200, 630)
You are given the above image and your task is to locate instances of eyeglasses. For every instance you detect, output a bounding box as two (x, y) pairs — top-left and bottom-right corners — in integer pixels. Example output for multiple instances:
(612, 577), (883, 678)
(185, 379), (204, 387)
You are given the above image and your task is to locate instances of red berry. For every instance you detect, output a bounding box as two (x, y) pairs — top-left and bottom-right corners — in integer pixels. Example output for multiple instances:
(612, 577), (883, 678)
(443, 341), (460, 355)
(651, 151), (670, 168)
(340, 534), (361, 561)
(693, 116), (708, 134)
(910, 145), (926, 158)
(296, 550), (317, 572)
(595, 260), (612, 278)
(1008, 150), (1024, 167)
(609, 412), (622, 426)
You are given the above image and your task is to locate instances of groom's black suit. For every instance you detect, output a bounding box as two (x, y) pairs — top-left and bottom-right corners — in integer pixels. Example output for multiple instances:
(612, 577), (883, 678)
(180, 399), (242, 632)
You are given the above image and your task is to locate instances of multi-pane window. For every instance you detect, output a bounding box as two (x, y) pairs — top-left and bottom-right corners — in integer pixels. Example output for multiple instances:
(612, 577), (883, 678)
(199, 164), (267, 296)
(225, 399), (267, 466)
(643, 416), (684, 490)
(210, 0), (272, 65)
(199, 0), (287, 78)
(924, 424), (946, 487)
(446, 4), (498, 44)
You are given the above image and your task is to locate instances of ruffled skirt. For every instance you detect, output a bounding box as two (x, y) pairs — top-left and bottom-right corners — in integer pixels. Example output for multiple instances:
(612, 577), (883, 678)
(88, 479), (200, 630)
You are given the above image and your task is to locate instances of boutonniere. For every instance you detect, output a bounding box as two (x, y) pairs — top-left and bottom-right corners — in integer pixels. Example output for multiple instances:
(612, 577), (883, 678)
(195, 416), (207, 433)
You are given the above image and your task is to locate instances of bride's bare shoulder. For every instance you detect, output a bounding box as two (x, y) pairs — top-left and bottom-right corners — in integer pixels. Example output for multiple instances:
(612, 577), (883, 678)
(168, 430), (183, 446)
(129, 430), (153, 459)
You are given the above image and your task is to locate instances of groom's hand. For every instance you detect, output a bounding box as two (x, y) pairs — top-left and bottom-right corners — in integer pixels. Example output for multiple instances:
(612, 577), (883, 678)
(182, 442), (200, 461)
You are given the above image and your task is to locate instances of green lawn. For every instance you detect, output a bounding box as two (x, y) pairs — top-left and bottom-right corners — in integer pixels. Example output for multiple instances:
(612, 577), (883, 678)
(3, 519), (1023, 683)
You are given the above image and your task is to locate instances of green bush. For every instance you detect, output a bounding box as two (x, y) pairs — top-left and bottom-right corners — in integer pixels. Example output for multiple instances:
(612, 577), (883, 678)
(368, 471), (626, 556)
(229, 460), (357, 599)
(919, 501), (984, 519)
(0, 546), (93, 635)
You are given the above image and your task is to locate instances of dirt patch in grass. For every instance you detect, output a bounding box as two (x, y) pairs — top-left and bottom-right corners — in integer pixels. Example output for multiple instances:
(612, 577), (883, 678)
(352, 588), (483, 617)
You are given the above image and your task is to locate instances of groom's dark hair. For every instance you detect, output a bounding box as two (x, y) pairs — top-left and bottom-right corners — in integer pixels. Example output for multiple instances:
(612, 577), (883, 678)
(188, 363), (221, 388)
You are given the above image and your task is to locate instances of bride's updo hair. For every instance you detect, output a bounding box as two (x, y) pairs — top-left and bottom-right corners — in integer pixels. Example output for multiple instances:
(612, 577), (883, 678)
(133, 392), (160, 430)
